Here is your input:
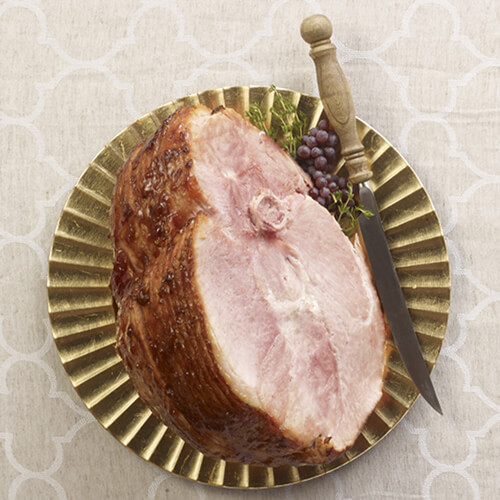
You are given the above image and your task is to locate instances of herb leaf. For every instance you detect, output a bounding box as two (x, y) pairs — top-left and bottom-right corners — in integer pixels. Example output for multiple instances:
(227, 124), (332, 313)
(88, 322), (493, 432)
(246, 85), (307, 157)
(329, 183), (374, 237)
(246, 103), (269, 135)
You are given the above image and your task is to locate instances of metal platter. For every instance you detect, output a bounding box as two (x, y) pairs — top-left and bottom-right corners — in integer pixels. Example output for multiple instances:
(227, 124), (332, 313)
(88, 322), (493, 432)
(47, 85), (450, 489)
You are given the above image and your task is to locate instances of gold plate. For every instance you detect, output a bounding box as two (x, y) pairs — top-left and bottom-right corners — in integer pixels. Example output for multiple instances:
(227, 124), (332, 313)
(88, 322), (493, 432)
(47, 86), (450, 489)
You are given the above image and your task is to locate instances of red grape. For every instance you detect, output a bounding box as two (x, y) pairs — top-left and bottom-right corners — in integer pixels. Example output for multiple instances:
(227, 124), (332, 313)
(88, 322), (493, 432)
(320, 186), (330, 198)
(318, 119), (329, 130)
(315, 176), (328, 189)
(297, 145), (311, 159)
(309, 187), (319, 200)
(326, 133), (339, 148)
(311, 147), (322, 158)
(324, 147), (336, 160)
(315, 156), (327, 170)
(316, 129), (328, 144)
(305, 136), (317, 148)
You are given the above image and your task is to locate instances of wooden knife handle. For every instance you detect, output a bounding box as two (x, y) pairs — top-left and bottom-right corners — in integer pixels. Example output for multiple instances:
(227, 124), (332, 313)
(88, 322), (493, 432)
(300, 14), (372, 184)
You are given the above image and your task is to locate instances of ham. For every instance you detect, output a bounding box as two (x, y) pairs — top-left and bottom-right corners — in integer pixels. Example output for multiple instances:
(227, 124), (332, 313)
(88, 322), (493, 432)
(110, 104), (387, 466)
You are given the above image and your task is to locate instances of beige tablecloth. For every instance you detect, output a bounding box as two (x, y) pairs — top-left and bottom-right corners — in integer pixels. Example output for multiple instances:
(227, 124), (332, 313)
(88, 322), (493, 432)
(1, 1), (499, 498)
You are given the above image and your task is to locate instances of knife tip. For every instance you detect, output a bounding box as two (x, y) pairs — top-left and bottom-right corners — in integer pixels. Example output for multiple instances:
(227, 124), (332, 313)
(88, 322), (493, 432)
(434, 400), (443, 416)
(423, 390), (443, 415)
(433, 402), (443, 416)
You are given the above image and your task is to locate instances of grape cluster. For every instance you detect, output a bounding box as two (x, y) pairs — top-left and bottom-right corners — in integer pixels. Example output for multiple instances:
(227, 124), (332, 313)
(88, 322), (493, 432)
(295, 119), (357, 214)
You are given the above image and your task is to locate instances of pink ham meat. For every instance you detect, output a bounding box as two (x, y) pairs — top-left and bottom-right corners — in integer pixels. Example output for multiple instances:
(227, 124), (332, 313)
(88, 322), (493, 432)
(110, 104), (387, 466)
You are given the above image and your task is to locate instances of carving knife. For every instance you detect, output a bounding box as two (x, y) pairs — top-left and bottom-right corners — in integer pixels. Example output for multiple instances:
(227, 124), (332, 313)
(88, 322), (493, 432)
(301, 14), (442, 414)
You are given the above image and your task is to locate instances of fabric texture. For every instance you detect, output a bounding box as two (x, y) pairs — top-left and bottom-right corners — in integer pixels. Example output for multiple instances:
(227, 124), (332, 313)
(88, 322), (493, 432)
(0, 0), (499, 498)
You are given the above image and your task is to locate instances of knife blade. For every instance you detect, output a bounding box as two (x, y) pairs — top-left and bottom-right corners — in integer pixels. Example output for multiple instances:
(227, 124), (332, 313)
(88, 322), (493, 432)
(358, 184), (442, 414)
(301, 14), (442, 414)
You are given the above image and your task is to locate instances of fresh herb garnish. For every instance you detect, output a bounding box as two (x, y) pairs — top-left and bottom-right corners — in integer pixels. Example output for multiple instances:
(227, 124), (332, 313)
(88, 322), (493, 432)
(246, 85), (307, 157)
(246, 103), (268, 133)
(329, 183), (374, 237)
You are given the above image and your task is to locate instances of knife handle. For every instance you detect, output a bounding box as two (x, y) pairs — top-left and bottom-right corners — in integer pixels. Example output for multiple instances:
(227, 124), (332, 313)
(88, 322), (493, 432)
(300, 14), (372, 184)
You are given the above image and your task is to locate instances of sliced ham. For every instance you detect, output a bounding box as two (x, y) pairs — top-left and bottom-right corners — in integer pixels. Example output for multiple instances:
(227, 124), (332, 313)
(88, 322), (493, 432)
(110, 104), (387, 466)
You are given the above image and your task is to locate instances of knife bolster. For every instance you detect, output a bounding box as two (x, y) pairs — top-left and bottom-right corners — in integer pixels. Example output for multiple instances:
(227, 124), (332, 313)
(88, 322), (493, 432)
(344, 151), (373, 184)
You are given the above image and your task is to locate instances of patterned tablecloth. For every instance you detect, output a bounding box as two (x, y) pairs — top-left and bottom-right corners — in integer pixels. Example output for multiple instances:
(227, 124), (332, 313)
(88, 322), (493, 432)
(1, 1), (499, 498)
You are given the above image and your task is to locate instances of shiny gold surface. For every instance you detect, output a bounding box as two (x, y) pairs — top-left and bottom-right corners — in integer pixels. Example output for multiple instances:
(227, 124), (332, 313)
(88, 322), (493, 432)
(47, 86), (450, 489)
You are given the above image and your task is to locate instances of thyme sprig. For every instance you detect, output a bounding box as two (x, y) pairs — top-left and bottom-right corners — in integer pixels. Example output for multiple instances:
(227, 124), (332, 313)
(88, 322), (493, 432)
(329, 183), (374, 237)
(246, 85), (307, 157)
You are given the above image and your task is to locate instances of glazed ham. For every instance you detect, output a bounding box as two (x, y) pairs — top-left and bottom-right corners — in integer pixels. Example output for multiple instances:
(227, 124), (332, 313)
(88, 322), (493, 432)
(110, 105), (387, 466)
